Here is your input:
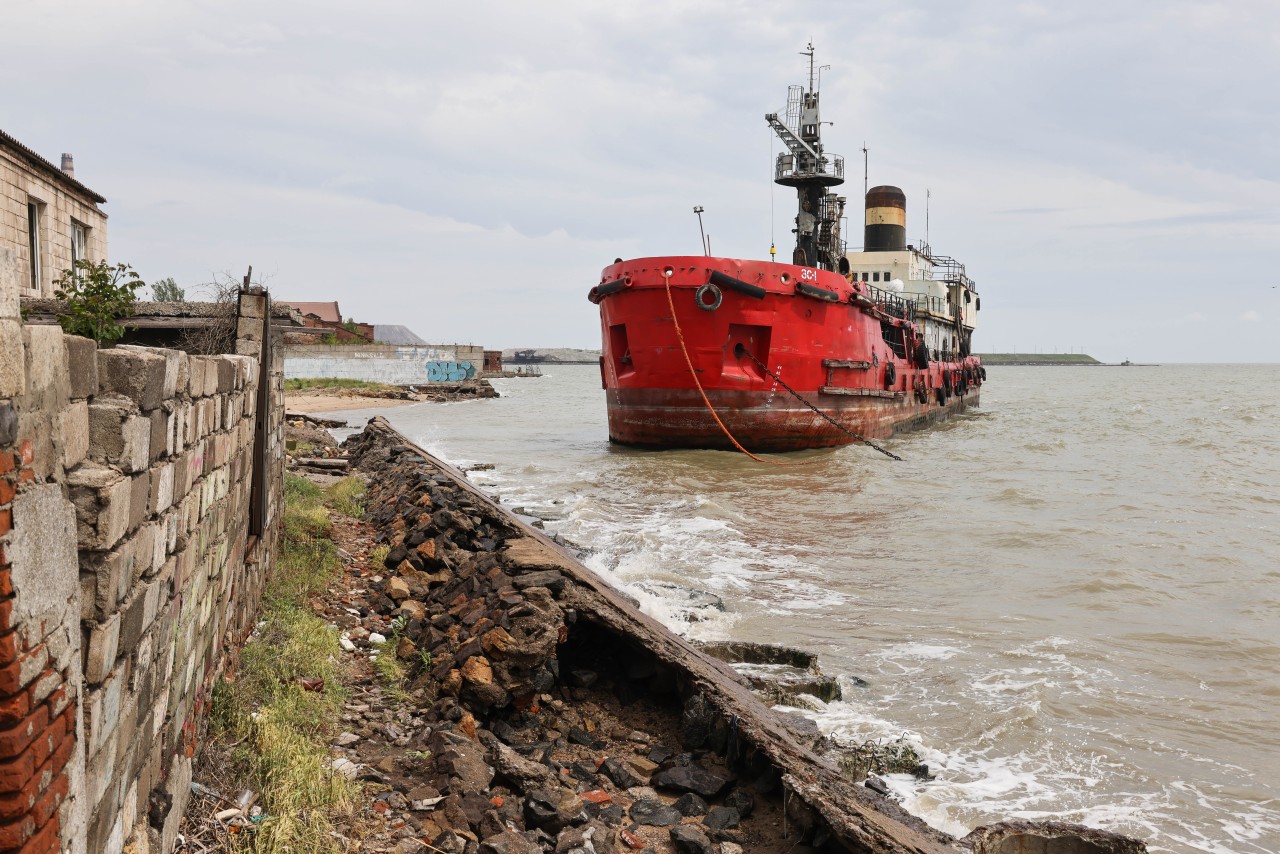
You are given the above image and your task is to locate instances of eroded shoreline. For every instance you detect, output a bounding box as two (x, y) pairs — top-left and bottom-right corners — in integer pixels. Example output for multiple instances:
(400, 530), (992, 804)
(298, 416), (1147, 853)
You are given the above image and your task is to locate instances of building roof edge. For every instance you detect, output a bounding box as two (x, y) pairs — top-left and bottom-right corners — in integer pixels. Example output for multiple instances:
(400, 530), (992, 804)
(0, 129), (108, 205)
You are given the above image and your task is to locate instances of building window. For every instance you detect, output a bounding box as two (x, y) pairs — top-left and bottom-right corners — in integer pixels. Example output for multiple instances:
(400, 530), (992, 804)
(26, 202), (42, 291)
(883, 271), (891, 281)
(872, 272), (880, 282)
(70, 220), (88, 274)
(861, 272), (869, 282)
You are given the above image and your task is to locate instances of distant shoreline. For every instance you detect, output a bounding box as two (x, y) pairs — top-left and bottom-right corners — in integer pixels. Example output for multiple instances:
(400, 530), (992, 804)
(978, 353), (1101, 366)
(983, 362), (1159, 367)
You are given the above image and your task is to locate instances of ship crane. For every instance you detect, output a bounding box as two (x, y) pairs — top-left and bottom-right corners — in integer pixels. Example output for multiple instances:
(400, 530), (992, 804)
(767, 44), (847, 273)
(765, 113), (821, 166)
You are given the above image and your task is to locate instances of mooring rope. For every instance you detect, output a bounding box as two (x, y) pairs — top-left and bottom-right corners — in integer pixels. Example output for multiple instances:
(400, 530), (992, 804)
(662, 269), (901, 463)
(734, 344), (903, 461)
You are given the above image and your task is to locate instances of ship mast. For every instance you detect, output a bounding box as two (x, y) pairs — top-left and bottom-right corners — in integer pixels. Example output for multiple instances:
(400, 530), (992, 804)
(765, 44), (847, 271)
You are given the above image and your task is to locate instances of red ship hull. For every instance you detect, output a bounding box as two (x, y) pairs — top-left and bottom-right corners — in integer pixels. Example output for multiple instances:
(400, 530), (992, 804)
(593, 256), (983, 453)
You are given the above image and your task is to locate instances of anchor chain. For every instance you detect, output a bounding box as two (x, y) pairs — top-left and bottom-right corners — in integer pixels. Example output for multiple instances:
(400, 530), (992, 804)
(734, 344), (904, 461)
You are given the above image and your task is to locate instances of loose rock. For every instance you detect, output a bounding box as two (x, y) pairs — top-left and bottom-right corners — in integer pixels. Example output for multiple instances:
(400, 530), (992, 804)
(669, 825), (715, 854)
(627, 797), (682, 827)
(650, 765), (730, 799)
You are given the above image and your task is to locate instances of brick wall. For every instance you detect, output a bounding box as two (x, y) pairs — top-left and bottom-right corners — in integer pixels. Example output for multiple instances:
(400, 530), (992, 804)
(0, 248), (285, 853)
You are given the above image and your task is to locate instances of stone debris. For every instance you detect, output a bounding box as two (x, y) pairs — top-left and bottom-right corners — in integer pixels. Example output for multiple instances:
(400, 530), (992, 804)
(273, 423), (808, 853)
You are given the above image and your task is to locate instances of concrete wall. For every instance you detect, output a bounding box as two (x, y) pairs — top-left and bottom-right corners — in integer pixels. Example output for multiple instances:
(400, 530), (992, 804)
(284, 342), (485, 384)
(0, 143), (108, 299)
(0, 248), (285, 852)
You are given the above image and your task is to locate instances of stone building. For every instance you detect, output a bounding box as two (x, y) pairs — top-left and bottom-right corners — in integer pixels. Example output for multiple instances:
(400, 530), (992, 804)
(1, 129), (108, 298)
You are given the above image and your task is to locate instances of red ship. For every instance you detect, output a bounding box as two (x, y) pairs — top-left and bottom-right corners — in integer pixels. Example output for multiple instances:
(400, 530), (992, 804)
(591, 48), (985, 454)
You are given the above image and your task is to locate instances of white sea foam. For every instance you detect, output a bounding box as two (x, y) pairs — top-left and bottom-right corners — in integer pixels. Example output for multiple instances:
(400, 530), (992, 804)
(879, 643), (963, 661)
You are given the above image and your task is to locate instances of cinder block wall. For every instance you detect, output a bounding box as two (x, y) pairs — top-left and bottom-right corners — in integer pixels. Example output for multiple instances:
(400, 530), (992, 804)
(0, 249), (285, 853)
(283, 343), (485, 384)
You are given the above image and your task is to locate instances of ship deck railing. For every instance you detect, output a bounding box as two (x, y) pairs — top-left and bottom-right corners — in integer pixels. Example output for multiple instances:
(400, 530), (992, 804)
(926, 255), (977, 291)
(774, 152), (845, 183)
(866, 286), (951, 321)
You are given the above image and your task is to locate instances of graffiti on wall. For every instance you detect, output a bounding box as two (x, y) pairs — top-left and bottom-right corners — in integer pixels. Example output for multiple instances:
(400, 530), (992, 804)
(410, 347), (458, 362)
(425, 360), (475, 382)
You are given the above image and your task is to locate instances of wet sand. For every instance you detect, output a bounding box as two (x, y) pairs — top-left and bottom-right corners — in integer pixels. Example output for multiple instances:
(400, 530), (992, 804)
(284, 392), (418, 414)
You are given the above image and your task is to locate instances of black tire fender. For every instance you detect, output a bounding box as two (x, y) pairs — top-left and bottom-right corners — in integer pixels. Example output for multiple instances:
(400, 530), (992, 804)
(695, 283), (723, 311)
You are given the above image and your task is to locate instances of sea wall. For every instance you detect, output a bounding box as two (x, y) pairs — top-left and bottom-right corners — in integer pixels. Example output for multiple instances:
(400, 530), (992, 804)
(0, 250), (286, 853)
(284, 343), (485, 385)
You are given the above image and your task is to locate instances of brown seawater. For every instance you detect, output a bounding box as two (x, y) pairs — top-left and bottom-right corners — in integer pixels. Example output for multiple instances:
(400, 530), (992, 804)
(328, 363), (1280, 853)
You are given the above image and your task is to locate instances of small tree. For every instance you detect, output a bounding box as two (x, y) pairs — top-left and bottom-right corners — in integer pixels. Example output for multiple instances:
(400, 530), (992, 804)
(152, 277), (185, 301)
(53, 260), (144, 343)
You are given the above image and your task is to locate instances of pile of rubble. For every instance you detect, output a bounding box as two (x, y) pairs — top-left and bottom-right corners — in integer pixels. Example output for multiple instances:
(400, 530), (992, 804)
(329, 425), (801, 853)
(408, 379), (499, 402)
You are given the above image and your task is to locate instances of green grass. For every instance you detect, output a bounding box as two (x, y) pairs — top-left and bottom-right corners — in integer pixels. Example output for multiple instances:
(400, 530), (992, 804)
(371, 615), (410, 701)
(209, 473), (360, 853)
(284, 377), (396, 392)
(325, 477), (366, 519)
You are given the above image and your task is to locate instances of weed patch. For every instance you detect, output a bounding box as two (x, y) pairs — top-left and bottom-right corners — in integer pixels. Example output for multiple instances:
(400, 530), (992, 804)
(371, 615), (410, 702)
(326, 476), (366, 519)
(208, 473), (359, 853)
(284, 377), (396, 393)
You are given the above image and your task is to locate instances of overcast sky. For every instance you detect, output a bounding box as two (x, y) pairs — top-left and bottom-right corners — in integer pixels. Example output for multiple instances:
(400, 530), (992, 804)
(6, 1), (1278, 361)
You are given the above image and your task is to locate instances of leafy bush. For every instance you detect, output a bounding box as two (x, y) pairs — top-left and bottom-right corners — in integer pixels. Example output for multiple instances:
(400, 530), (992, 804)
(53, 260), (144, 343)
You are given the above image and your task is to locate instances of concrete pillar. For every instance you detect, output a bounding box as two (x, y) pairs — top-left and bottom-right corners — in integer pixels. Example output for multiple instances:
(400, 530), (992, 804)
(0, 249), (25, 398)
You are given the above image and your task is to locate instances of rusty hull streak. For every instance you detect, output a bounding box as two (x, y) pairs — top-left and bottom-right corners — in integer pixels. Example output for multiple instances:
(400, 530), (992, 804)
(360, 416), (958, 853)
